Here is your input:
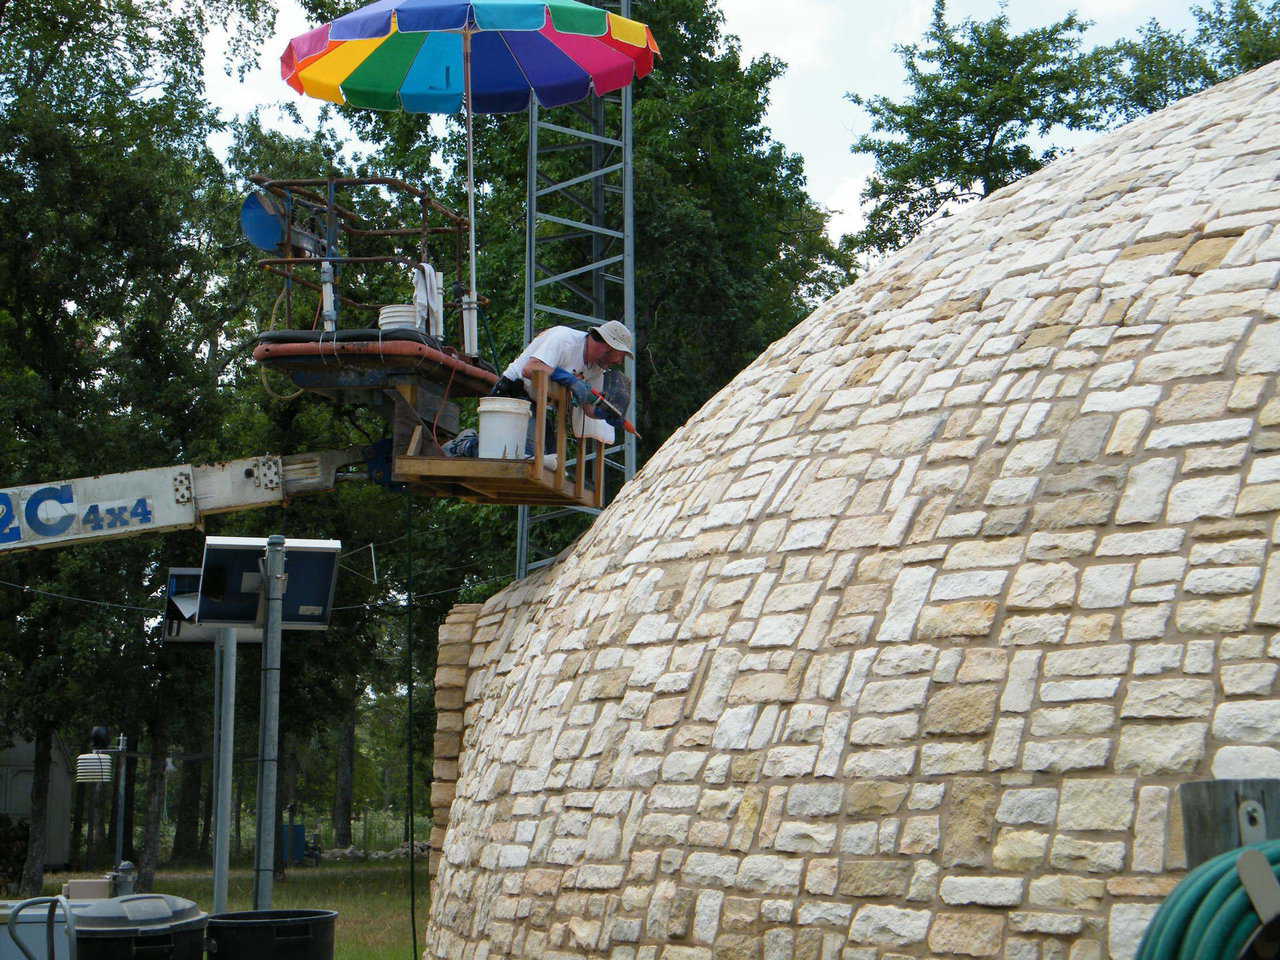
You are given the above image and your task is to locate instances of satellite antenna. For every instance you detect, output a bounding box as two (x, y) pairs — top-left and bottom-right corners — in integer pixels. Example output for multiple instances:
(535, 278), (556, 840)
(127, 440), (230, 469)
(240, 191), (325, 257)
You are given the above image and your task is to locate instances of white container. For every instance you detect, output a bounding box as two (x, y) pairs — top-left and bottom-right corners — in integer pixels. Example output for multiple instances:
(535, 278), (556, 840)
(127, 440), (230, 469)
(378, 304), (420, 331)
(478, 397), (531, 459)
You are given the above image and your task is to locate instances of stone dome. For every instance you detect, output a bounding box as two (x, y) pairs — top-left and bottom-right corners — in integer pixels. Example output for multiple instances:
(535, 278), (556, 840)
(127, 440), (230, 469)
(425, 63), (1280, 960)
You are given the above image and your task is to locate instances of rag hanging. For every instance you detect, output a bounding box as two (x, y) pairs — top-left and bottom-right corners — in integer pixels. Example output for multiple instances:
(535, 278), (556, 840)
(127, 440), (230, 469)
(413, 263), (444, 337)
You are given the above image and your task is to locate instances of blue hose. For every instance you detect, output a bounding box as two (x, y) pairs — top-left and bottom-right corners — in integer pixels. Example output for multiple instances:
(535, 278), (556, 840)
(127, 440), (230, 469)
(1137, 839), (1280, 960)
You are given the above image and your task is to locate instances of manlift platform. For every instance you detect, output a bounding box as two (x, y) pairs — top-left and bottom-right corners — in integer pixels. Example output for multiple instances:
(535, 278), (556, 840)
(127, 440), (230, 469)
(392, 372), (605, 509)
(246, 176), (608, 509)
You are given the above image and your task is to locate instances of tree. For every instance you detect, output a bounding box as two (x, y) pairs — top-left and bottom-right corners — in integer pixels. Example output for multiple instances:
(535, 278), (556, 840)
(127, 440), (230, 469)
(0, 0), (276, 892)
(845, 0), (1113, 259)
(1107, 0), (1280, 120)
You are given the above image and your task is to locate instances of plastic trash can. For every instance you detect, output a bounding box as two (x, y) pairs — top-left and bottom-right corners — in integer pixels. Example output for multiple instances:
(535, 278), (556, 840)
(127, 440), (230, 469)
(206, 909), (336, 960)
(74, 895), (207, 960)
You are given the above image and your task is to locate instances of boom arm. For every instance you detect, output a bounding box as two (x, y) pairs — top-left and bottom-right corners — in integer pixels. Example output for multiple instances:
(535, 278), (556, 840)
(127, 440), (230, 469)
(0, 449), (364, 554)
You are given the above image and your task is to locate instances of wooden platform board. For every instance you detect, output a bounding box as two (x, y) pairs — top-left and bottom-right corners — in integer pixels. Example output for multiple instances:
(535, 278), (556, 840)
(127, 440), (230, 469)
(393, 453), (605, 508)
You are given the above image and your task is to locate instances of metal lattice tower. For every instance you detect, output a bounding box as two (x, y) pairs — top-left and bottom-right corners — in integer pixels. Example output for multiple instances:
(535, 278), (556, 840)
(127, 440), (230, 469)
(516, 0), (636, 578)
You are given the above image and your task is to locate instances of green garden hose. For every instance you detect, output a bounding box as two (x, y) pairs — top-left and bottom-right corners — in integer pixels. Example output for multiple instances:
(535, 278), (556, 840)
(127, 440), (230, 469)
(1136, 839), (1280, 960)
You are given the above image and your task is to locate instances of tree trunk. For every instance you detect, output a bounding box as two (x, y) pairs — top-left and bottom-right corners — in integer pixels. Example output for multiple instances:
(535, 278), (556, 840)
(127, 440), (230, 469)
(198, 764), (213, 859)
(123, 733), (138, 861)
(332, 701), (356, 848)
(233, 775), (242, 859)
(170, 750), (202, 862)
(69, 780), (86, 871)
(17, 723), (51, 897)
(137, 723), (168, 893)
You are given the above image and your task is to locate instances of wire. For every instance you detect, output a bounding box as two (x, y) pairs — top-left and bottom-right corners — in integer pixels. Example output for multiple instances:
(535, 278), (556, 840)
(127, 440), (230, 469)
(330, 573), (511, 612)
(0, 578), (163, 613)
(404, 494), (419, 960)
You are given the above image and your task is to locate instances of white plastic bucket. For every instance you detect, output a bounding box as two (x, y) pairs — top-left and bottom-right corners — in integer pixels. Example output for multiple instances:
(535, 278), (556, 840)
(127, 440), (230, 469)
(478, 397), (531, 459)
(379, 303), (420, 331)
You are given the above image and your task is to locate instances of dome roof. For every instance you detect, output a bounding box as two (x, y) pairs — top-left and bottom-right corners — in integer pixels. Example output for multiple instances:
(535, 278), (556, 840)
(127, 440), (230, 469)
(426, 62), (1280, 960)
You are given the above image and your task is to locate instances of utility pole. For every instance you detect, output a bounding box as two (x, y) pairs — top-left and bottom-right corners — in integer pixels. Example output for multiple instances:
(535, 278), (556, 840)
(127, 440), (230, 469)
(252, 535), (286, 910)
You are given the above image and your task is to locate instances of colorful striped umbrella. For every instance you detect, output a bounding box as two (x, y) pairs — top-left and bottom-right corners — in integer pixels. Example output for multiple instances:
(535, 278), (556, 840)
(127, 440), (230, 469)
(281, 0), (659, 352)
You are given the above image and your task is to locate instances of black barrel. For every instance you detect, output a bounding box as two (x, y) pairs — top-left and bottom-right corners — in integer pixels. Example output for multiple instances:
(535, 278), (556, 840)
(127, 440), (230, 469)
(205, 909), (337, 960)
(74, 894), (207, 960)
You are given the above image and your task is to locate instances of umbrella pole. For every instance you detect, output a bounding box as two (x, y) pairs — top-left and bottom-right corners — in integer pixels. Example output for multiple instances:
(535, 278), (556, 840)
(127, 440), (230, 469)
(462, 29), (479, 356)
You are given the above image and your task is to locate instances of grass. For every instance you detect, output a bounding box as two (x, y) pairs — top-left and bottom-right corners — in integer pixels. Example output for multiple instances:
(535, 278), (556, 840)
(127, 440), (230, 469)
(43, 861), (430, 960)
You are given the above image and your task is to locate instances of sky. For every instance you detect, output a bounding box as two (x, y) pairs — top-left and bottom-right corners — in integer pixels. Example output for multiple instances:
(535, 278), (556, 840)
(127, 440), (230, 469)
(205, 0), (1204, 240)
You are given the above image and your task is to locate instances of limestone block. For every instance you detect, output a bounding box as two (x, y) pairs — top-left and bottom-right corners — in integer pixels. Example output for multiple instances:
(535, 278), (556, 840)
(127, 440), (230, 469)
(1213, 700), (1280, 742)
(939, 876), (1025, 906)
(1030, 704), (1115, 737)
(1115, 723), (1207, 774)
(1057, 779), (1136, 831)
(1115, 458), (1177, 523)
(928, 913), (1005, 957)
(1212, 745), (1280, 778)
(1121, 679), (1214, 718)
(1007, 562), (1079, 609)
(1132, 786), (1169, 873)
(849, 713), (919, 745)
(998, 788), (1060, 825)
(993, 829), (1050, 870)
(1078, 564), (1135, 608)
(785, 783), (843, 817)
(1050, 835), (1128, 873)
(1023, 738), (1113, 772)
(919, 742), (987, 774)
(848, 905), (932, 947)
(1147, 417), (1254, 449)
(837, 860), (913, 898)
(1175, 596), (1253, 633)
(923, 683), (999, 734)
(1108, 904), (1160, 960)
(1220, 662), (1278, 694)
(1044, 646), (1131, 677)
(858, 677), (931, 713)
(1029, 874), (1106, 910)
(733, 855), (803, 895)
(845, 780), (910, 816)
(941, 778), (997, 867)
(773, 821), (837, 854)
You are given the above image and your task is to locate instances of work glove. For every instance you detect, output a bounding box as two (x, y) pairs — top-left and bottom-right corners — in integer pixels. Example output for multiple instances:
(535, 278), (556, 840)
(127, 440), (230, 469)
(550, 366), (597, 407)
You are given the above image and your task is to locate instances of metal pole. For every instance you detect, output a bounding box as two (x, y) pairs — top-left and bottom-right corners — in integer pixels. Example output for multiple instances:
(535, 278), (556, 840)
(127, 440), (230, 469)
(462, 29), (479, 355)
(112, 733), (127, 867)
(252, 536), (286, 910)
(213, 627), (237, 914)
(517, 100), (540, 580)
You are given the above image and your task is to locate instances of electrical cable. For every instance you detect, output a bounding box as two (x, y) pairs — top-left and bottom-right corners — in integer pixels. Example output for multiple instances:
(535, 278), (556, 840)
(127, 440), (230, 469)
(0, 578), (162, 613)
(330, 573), (511, 612)
(404, 493), (419, 960)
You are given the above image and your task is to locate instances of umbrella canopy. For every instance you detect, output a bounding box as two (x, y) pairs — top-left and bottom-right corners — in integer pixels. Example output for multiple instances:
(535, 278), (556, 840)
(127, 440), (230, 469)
(281, 0), (659, 115)
(280, 0), (658, 355)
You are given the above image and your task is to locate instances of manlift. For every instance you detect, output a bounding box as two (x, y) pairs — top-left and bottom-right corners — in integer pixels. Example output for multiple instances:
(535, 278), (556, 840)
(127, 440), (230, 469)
(245, 175), (606, 510)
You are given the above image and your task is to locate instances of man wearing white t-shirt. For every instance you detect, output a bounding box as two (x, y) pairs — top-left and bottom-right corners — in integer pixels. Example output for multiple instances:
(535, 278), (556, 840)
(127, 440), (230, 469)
(444, 320), (633, 457)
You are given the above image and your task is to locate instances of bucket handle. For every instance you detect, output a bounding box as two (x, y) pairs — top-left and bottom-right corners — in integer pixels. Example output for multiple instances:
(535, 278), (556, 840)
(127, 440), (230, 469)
(275, 926), (313, 943)
(7, 896), (77, 960)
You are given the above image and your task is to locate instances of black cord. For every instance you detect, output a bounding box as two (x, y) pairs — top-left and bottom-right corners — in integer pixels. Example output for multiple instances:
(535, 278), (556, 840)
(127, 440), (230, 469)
(405, 493), (419, 960)
(478, 303), (501, 372)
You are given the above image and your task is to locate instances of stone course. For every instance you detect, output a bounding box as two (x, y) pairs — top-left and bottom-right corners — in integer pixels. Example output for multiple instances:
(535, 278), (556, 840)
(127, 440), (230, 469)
(426, 64), (1280, 960)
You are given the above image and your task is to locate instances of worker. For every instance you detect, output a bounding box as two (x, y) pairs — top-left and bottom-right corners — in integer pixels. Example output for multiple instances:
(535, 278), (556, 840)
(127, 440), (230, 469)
(445, 321), (633, 457)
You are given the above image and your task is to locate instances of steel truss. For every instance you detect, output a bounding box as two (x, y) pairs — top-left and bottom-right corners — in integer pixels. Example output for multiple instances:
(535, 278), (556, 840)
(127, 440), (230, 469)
(516, 0), (636, 578)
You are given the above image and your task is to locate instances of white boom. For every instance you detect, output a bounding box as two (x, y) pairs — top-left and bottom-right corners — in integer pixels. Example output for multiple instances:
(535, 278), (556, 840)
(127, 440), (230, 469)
(0, 449), (363, 554)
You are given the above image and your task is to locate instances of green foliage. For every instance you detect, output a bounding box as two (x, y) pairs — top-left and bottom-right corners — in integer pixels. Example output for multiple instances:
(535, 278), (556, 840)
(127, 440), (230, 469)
(0, 814), (27, 891)
(1107, 0), (1280, 120)
(845, 0), (1111, 258)
(850, 0), (1280, 259)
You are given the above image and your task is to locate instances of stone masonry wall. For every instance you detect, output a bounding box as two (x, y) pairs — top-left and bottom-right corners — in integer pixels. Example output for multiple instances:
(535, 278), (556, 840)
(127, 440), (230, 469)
(431, 602), (484, 875)
(425, 64), (1280, 960)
